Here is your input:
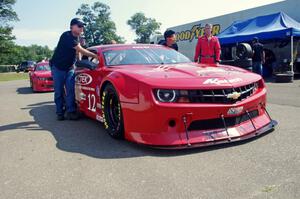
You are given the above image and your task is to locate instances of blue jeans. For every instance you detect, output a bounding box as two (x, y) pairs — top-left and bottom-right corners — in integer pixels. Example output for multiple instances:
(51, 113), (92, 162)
(51, 65), (76, 115)
(252, 61), (263, 76)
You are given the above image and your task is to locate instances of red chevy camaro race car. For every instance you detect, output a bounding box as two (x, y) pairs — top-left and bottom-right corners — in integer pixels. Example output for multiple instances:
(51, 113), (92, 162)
(29, 61), (54, 92)
(75, 44), (277, 148)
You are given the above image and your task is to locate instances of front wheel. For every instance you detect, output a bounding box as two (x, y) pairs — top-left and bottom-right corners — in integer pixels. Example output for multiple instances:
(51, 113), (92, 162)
(102, 84), (124, 139)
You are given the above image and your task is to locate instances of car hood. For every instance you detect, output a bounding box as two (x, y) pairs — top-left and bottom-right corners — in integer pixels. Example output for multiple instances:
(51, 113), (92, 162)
(33, 71), (52, 77)
(112, 63), (261, 89)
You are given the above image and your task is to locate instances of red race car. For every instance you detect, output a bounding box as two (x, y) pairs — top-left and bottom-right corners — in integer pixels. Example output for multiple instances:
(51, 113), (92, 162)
(75, 44), (277, 148)
(29, 61), (54, 92)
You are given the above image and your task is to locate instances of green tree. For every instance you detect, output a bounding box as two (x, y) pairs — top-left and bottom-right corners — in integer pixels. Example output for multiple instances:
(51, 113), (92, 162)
(0, 0), (19, 24)
(0, 0), (53, 65)
(0, 44), (53, 65)
(76, 2), (125, 46)
(127, 12), (161, 43)
(0, 0), (19, 64)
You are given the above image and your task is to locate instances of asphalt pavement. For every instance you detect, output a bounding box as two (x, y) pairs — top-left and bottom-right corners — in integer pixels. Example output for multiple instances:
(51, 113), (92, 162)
(0, 79), (299, 199)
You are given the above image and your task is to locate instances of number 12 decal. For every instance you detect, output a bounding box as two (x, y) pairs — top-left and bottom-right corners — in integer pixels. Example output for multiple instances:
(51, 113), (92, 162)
(88, 94), (96, 112)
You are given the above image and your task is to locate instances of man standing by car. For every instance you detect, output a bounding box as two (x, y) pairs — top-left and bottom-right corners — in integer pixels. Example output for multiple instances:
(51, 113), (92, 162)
(252, 37), (265, 76)
(194, 24), (221, 64)
(51, 18), (98, 121)
(158, 30), (178, 51)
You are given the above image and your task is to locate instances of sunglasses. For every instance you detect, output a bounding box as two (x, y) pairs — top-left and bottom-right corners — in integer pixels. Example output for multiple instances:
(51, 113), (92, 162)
(78, 24), (84, 28)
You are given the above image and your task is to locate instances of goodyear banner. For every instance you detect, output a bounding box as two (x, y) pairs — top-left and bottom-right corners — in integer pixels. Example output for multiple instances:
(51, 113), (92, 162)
(176, 24), (221, 42)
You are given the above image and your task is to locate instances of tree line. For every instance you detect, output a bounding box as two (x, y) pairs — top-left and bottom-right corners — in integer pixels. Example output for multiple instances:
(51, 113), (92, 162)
(0, 0), (162, 65)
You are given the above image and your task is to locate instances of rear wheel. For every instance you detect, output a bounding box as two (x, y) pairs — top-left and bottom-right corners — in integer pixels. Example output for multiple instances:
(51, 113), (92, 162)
(102, 84), (124, 139)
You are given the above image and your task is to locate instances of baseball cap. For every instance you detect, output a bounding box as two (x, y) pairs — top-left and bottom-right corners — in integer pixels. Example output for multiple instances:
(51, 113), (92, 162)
(70, 18), (86, 27)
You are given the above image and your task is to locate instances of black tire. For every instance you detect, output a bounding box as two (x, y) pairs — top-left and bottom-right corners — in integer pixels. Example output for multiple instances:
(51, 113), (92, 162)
(236, 43), (253, 59)
(102, 84), (124, 139)
(275, 73), (294, 83)
(234, 58), (253, 69)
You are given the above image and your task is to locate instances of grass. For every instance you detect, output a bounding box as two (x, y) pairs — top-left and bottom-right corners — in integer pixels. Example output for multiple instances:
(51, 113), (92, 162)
(0, 72), (29, 82)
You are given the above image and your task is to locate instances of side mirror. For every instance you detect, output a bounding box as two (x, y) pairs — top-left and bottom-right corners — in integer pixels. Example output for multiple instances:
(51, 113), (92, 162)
(75, 60), (97, 70)
(28, 67), (34, 72)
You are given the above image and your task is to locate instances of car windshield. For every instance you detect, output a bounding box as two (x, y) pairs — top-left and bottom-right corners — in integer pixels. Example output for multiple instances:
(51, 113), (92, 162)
(35, 65), (51, 71)
(103, 47), (191, 66)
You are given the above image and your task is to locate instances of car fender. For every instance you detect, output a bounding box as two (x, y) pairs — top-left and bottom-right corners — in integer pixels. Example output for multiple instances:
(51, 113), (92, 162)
(100, 72), (139, 104)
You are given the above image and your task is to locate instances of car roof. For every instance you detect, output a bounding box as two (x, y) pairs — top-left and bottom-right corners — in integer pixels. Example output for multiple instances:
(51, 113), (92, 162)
(88, 44), (166, 52)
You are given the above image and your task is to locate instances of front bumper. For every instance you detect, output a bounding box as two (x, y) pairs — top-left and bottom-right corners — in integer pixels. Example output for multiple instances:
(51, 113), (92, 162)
(34, 80), (54, 92)
(121, 87), (277, 148)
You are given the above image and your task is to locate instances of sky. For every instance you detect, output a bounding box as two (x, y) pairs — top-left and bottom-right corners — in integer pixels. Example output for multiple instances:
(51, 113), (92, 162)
(12, 0), (282, 49)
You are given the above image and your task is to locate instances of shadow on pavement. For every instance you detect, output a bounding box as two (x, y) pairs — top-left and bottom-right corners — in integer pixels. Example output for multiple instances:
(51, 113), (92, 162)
(16, 87), (33, 95)
(0, 101), (273, 159)
(0, 121), (42, 131)
(16, 87), (54, 95)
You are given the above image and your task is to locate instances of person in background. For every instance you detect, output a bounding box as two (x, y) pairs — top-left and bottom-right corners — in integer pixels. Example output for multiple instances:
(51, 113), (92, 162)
(50, 18), (98, 121)
(194, 23), (221, 64)
(158, 30), (178, 51)
(252, 37), (265, 76)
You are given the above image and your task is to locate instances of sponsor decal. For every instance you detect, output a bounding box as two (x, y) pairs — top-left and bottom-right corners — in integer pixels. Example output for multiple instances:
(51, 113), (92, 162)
(196, 68), (225, 76)
(227, 128), (240, 137)
(96, 86), (100, 96)
(79, 92), (86, 100)
(77, 85), (95, 91)
(96, 103), (102, 109)
(227, 106), (244, 115)
(96, 114), (104, 122)
(203, 128), (240, 139)
(203, 78), (243, 85)
(75, 73), (92, 85)
(176, 24), (221, 42)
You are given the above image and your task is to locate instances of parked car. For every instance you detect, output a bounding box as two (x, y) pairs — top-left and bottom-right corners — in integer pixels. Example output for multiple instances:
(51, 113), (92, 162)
(74, 44), (277, 148)
(29, 61), (53, 92)
(16, 61), (36, 72)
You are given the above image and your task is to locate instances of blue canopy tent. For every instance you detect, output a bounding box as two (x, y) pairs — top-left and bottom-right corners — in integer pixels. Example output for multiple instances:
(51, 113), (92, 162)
(218, 12), (300, 73)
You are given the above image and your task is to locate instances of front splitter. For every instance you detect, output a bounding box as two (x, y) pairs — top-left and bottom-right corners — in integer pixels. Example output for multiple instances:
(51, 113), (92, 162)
(150, 120), (278, 149)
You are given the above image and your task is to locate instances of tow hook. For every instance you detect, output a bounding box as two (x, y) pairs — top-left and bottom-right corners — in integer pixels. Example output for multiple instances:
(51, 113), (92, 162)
(182, 113), (193, 147)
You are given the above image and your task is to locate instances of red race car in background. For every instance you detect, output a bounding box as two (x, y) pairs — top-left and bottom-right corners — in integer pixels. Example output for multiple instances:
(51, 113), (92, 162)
(29, 61), (54, 92)
(75, 44), (277, 148)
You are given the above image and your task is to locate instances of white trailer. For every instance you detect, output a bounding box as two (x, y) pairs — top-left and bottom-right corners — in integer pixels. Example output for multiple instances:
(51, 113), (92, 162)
(164, 0), (299, 61)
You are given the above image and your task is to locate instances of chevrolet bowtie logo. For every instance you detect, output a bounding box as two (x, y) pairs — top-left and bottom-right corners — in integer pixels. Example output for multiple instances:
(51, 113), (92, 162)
(227, 91), (241, 100)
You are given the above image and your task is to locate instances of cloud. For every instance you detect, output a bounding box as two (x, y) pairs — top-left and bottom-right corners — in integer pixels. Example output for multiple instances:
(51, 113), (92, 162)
(12, 28), (62, 49)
